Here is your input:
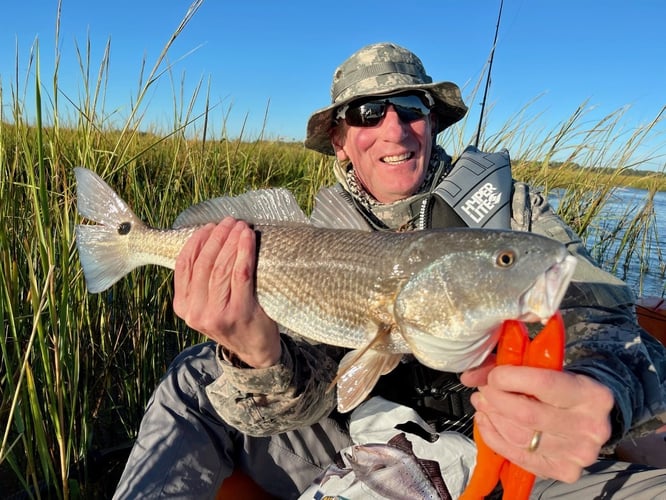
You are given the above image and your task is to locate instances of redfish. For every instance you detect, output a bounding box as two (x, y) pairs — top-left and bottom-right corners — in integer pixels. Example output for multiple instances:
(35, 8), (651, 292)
(74, 167), (576, 412)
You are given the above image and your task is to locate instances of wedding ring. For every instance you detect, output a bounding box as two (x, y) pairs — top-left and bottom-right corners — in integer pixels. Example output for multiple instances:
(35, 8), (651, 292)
(528, 430), (542, 452)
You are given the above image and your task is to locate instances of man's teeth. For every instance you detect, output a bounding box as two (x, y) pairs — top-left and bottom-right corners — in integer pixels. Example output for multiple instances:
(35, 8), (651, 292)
(382, 153), (413, 163)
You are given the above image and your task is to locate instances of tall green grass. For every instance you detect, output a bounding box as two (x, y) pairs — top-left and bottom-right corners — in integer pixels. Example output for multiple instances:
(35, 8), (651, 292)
(1, 5), (665, 499)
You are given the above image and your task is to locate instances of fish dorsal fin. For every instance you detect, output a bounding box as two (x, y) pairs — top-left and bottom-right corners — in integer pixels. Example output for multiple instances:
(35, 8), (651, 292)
(310, 185), (372, 231)
(386, 432), (416, 453)
(172, 188), (308, 228)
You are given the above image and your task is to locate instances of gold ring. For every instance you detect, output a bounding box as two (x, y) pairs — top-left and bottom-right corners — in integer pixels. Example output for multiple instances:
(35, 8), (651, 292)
(528, 430), (542, 452)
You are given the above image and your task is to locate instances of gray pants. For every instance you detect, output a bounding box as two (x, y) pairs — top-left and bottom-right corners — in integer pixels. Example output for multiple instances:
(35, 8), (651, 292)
(114, 342), (666, 499)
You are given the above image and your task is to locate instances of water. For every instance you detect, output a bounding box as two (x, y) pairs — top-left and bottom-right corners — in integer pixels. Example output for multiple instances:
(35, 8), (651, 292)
(550, 188), (665, 299)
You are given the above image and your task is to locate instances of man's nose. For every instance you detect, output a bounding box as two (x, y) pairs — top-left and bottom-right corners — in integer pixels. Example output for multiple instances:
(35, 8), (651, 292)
(380, 106), (410, 138)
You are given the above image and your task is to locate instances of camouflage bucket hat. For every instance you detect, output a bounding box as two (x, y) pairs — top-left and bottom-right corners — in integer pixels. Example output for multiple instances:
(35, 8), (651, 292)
(304, 42), (468, 155)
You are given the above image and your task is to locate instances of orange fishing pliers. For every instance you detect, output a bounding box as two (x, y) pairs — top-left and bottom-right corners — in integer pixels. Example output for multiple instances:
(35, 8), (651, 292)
(460, 311), (565, 500)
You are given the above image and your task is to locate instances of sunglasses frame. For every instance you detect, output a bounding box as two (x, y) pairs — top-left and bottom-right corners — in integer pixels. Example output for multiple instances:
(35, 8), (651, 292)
(335, 92), (435, 128)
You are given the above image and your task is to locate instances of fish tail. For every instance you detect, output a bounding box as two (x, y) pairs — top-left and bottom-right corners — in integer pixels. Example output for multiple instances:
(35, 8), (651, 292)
(74, 167), (145, 293)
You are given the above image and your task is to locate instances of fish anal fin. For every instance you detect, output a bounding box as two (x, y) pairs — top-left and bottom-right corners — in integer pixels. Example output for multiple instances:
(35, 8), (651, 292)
(419, 457), (452, 500)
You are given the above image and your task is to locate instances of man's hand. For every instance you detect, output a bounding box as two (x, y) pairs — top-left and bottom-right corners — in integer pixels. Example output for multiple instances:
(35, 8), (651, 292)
(461, 359), (614, 483)
(173, 217), (280, 368)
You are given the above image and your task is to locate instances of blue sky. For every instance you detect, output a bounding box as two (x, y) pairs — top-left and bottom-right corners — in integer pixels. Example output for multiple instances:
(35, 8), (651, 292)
(2, 0), (665, 169)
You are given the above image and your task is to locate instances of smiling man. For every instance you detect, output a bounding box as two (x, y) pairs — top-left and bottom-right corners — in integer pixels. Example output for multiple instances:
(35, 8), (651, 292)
(114, 43), (666, 499)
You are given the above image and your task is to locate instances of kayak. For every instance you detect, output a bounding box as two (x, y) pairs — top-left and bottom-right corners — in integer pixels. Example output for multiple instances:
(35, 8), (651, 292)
(635, 296), (666, 346)
(216, 469), (275, 499)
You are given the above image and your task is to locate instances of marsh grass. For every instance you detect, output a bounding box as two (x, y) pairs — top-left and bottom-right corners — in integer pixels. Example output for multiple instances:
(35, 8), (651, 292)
(1, 5), (665, 499)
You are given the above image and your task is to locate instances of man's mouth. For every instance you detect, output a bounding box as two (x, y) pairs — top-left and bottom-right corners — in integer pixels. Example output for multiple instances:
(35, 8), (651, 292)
(381, 152), (414, 164)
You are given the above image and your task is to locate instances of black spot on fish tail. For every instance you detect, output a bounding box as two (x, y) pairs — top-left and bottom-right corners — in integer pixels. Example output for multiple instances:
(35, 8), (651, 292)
(118, 222), (131, 235)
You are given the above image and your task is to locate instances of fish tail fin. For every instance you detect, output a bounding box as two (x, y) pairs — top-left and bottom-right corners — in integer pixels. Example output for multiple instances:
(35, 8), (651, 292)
(74, 167), (145, 293)
(75, 224), (141, 293)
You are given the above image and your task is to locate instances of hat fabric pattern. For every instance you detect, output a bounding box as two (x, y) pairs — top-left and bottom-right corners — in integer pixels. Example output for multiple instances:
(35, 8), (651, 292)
(305, 42), (468, 154)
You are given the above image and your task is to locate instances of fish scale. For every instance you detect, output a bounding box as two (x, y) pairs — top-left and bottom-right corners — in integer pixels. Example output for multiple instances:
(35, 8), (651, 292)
(255, 225), (409, 350)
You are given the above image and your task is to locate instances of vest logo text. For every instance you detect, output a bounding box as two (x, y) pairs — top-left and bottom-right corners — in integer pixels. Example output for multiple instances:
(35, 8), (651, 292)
(461, 182), (502, 223)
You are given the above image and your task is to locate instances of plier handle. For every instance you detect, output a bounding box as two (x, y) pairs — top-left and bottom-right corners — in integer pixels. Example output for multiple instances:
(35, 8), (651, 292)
(460, 311), (565, 500)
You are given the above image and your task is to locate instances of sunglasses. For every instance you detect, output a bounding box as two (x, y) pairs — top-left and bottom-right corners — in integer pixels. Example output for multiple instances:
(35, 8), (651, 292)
(335, 93), (435, 128)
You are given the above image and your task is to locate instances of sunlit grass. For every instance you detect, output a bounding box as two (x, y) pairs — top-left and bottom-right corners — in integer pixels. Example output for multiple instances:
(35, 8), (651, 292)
(1, 3), (665, 499)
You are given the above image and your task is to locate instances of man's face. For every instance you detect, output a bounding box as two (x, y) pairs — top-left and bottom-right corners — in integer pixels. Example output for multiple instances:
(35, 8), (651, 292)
(331, 96), (435, 204)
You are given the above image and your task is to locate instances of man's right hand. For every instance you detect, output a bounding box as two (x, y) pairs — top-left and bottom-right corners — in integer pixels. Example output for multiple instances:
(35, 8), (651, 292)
(173, 217), (281, 368)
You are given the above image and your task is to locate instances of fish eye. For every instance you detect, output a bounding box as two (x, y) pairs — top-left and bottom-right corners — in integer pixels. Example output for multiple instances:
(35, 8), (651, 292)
(118, 221), (132, 235)
(496, 249), (516, 268)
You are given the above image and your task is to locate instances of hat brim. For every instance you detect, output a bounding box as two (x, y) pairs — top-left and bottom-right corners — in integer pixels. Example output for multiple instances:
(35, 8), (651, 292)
(304, 81), (468, 155)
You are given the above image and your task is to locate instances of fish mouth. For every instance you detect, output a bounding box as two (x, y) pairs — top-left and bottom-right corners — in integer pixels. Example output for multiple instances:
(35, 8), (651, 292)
(519, 255), (577, 322)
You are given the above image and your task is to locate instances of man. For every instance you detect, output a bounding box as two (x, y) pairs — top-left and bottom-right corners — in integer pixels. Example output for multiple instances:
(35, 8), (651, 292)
(114, 42), (666, 499)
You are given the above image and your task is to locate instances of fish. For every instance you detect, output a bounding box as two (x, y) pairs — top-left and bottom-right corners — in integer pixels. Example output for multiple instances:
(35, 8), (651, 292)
(73, 166), (577, 412)
(314, 432), (451, 500)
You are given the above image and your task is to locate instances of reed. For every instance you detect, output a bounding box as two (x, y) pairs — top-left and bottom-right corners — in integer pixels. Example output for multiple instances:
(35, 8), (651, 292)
(1, 5), (665, 498)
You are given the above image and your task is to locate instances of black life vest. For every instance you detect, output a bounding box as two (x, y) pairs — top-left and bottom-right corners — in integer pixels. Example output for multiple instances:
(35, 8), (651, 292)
(412, 144), (513, 230)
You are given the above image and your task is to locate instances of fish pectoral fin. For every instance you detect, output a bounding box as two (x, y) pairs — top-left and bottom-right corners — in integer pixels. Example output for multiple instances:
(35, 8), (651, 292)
(327, 321), (395, 390)
(335, 349), (403, 413)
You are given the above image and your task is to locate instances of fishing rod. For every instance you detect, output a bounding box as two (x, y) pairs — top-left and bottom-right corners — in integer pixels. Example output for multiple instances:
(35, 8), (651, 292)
(474, 0), (504, 148)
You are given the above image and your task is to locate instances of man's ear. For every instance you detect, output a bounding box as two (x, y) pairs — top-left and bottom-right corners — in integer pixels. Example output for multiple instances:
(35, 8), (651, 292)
(430, 114), (438, 137)
(330, 127), (349, 162)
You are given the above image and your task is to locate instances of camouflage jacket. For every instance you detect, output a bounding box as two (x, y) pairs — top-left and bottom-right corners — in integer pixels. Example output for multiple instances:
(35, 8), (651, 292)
(205, 154), (666, 448)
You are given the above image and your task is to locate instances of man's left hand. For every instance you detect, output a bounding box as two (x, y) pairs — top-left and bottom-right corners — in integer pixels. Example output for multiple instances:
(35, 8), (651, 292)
(461, 359), (614, 483)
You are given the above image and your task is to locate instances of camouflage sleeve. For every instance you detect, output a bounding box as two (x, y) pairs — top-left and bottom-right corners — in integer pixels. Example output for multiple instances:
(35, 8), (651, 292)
(205, 331), (343, 437)
(512, 182), (666, 448)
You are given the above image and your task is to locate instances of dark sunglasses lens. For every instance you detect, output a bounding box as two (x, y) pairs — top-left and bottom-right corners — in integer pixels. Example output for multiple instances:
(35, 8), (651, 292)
(344, 95), (430, 127)
(395, 105), (426, 123)
(345, 102), (386, 127)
